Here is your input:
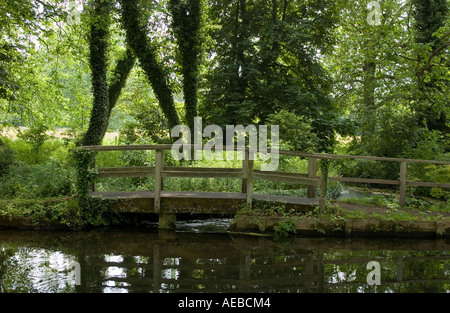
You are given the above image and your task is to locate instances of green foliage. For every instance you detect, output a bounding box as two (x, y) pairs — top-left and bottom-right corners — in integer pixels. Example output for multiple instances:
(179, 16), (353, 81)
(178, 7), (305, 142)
(412, 0), (448, 46)
(0, 0), (59, 100)
(0, 159), (74, 199)
(328, 0), (449, 169)
(72, 147), (119, 226)
(274, 218), (297, 237)
(72, 148), (96, 198)
(133, 105), (172, 144)
(6, 137), (72, 165)
(17, 124), (52, 154)
(0, 138), (15, 176)
(105, 48), (136, 135)
(0, 137), (76, 199)
(0, 197), (83, 229)
(267, 110), (320, 152)
(199, 0), (338, 147)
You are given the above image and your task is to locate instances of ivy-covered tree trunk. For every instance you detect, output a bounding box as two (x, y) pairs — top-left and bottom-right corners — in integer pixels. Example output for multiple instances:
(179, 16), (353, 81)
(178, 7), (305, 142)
(120, 0), (180, 130)
(101, 47), (136, 139)
(169, 0), (201, 133)
(82, 0), (111, 146)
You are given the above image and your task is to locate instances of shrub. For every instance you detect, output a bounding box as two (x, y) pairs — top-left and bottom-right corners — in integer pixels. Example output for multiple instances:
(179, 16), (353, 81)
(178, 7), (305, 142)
(0, 137), (15, 176)
(8, 137), (70, 165)
(267, 110), (320, 152)
(17, 125), (52, 153)
(274, 218), (297, 237)
(0, 159), (75, 199)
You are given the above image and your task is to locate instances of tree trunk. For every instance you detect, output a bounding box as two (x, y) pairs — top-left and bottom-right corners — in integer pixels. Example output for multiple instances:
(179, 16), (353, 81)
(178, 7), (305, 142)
(82, 0), (111, 146)
(120, 0), (180, 130)
(169, 0), (201, 135)
(101, 47), (136, 139)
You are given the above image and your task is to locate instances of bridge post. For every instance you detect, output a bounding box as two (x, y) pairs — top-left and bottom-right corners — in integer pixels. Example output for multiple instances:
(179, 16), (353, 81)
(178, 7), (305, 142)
(154, 149), (164, 213)
(241, 157), (247, 193)
(159, 213), (176, 229)
(307, 157), (317, 198)
(399, 159), (407, 207)
(245, 149), (254, 210)
(319, 159), (328, 212)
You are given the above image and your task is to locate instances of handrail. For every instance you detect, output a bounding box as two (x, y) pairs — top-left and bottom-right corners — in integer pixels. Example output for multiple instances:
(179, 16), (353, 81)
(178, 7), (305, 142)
(81, 144), (450, 208)
(80, 144), (450, 164)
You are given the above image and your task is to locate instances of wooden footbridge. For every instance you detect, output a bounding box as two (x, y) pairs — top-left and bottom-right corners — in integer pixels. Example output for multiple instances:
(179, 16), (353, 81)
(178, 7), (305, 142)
(80, 144), (450, 228)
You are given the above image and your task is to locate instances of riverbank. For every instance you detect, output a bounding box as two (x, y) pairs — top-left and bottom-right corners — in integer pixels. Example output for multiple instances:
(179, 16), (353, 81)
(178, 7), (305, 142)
(0, 197), (83, 230)
(229, 200), (450, 238)
(229, 215), (450, 238)
(1, 195), (450, 238)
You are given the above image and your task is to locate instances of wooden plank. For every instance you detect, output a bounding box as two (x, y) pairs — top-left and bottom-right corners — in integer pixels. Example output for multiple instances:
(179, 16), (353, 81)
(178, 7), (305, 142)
(328, 176), (400, 185)
(254, 170), (308, 178)
(98, 166), (154, 172)
(154, 150), (164, 213)
(162, 170), (246, 179)
(97, 166), (155, 178)
(98, 166), (244, 178)
(278, 150), (404, 162)
(81, 144), (174, 151)
(253, 172), (317, 185)
(80, 144), (450, 165)
(164, 166), (242, 172)
(253, 194), (319, 206)
(402, 159), (450, 165)
(406, 181), (450, 188)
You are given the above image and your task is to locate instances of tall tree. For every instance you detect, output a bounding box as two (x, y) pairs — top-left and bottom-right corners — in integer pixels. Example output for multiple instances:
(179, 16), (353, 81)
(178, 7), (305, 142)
(0, 0), (59, 101)
(326, 0), (425, 158)
(169, 0), (202, 133)
(199, 0), (338, 149)
(412, 0), (449, 134)
(102, 47), (136, 139)
(83, 0), (136, 146)
(82, 0), (111, 146)
(120, 0), (180, 130)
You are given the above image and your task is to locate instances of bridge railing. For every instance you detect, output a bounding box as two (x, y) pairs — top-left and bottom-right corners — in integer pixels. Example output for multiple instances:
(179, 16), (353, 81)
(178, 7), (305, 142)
(80, 144), (450, 210)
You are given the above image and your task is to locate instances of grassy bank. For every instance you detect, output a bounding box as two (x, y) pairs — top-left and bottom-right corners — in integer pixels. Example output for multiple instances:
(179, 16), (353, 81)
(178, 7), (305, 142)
(0, 197), (83, 229)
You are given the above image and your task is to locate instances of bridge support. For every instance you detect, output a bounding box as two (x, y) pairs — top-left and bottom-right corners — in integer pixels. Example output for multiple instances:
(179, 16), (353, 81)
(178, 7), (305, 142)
(159, 213), (177, 229)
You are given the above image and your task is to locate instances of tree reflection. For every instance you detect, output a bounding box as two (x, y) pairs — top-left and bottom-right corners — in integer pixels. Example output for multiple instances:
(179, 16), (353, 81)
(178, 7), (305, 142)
(1, 232), (450, 293)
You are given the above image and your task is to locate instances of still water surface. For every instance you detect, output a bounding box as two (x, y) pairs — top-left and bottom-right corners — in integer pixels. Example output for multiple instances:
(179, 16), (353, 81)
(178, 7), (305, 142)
(1, 218), (450, 293)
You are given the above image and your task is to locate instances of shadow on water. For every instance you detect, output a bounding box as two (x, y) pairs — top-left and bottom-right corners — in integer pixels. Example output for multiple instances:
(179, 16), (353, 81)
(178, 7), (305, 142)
(1, 220), (450, 293)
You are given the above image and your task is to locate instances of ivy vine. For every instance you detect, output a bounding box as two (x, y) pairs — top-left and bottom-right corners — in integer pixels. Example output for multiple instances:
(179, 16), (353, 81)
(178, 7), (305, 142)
(119, 0), (180, 130)
(169, 0), (201, 133)
(72, 148), (119, 226)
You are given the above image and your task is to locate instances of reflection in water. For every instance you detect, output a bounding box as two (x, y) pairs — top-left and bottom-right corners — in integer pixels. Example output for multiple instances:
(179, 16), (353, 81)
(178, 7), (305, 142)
(0, 229), (450, 293)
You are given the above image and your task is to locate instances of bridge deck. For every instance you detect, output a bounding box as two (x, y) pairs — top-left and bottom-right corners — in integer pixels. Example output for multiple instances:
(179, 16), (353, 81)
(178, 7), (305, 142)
(90, 191), (319, 214)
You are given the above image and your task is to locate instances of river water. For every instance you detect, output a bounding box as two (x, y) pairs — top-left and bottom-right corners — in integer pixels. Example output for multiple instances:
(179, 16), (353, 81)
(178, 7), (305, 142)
(1, 218), (450, 293)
